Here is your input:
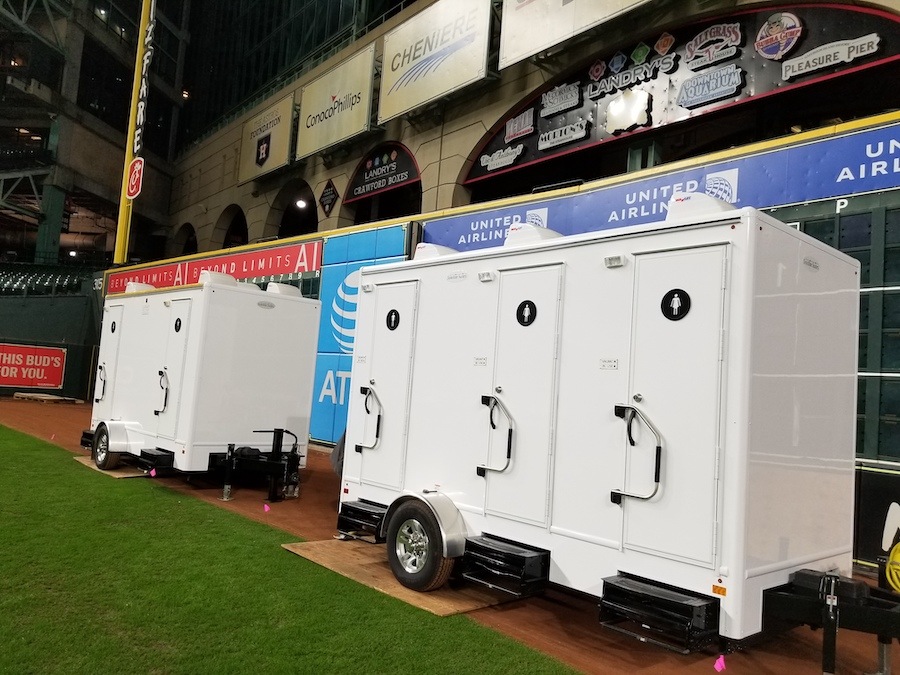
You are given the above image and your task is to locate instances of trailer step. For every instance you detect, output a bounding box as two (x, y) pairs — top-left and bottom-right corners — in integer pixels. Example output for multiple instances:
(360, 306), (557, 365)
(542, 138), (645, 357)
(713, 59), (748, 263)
(460, 534), (550, 598)
(139, 447), (175, 468)
(337, 500), (387, 543)
(599, 573), (720, 654)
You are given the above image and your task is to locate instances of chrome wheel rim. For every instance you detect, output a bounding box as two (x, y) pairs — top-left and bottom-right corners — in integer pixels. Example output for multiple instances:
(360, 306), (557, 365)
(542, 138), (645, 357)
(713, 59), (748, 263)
(395, 518), (429, 574)
(95, 431), (108, 463)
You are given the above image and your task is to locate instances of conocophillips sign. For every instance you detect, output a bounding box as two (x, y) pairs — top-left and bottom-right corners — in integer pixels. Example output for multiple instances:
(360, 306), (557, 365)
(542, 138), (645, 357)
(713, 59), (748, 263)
(296, 46), (375, 159)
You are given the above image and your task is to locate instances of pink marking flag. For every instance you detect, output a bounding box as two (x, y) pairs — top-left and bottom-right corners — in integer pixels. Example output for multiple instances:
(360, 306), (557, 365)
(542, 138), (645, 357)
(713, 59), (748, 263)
(714, 655), (726, 672)
(149, 469), (156, 477)
(264, 504), (271, 513)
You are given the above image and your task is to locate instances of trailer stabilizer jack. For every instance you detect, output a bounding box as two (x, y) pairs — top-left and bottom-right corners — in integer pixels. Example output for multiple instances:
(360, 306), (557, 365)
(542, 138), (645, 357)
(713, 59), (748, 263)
(762, 569), (900, 675)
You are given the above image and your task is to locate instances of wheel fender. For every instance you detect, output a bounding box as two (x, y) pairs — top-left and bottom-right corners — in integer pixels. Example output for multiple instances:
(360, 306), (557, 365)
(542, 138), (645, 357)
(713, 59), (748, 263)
(99, 420), (143, 455)
(383, 492), (468, 559)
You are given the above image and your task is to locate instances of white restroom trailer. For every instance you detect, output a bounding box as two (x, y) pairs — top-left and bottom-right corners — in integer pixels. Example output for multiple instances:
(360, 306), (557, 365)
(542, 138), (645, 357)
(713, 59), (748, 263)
(337, 196), (860, 646)
(84, 271), (320, 480)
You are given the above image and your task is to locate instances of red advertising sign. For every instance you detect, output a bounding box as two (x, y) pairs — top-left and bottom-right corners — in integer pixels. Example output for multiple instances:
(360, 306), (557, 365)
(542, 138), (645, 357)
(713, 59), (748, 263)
(126, 157), (144, 199)
(0, 344), (66, 389)
(106, 239), (323, 294)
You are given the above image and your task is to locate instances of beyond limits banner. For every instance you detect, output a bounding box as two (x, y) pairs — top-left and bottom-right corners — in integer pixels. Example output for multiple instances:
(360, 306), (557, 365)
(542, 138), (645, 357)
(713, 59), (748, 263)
(423, 120), (900, 251)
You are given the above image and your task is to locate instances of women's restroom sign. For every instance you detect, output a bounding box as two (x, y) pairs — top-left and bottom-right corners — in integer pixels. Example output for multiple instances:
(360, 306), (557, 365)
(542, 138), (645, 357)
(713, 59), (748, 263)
(662, 289), (691, 321)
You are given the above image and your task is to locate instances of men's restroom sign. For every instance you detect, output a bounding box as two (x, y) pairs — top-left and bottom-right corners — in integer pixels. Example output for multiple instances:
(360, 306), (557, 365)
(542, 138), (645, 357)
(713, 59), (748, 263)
(386, 309), (400, 331)
(517, 300), (537, 326)
(661, 289), (691, 321)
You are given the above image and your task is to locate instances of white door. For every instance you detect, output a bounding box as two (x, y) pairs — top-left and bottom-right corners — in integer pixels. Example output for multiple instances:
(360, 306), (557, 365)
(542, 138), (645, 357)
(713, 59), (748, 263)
(622, 246), (727, 566)
(156, 299), (191, 439)
(92, 304), (124, 420)
(484, 265), (562, 526)
(359, 281), (419, 490)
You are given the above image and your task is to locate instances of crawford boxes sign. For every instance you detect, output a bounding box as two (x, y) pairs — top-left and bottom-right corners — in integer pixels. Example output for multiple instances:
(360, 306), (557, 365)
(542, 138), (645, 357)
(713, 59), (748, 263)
(0, 344), (66, 389)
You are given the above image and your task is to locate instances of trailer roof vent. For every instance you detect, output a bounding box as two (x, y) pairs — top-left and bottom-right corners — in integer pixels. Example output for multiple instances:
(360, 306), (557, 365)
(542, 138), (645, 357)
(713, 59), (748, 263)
(504, 222), (563, 248)
(266, 282), (302, 297)
(199, 271), (238, 286)
(665, 193), (735, 221)
(414, 242), (458, 260)
(124, 282), (155, 294)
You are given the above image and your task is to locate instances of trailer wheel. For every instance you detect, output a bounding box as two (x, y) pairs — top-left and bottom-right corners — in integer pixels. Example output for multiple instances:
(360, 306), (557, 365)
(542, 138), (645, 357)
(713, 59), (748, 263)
(92, 424), (121, 470)
(386, 500), (455, 592)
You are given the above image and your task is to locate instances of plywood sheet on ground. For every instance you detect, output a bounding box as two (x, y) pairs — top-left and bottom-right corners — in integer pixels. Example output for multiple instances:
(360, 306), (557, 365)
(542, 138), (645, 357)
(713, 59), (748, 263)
(74, 455), (147, 478)
(283, 539), (505, 616)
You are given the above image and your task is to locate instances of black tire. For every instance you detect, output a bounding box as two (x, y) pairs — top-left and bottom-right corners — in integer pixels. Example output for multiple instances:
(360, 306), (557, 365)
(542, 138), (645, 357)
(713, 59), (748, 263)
(386, 500), (455, 592)
(92, 424), (121, 470)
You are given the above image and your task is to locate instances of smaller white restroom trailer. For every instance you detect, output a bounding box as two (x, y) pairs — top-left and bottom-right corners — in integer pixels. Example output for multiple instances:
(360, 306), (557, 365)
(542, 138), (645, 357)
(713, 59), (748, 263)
(337, 197), (861, 647)
(85, 272), (320, 477)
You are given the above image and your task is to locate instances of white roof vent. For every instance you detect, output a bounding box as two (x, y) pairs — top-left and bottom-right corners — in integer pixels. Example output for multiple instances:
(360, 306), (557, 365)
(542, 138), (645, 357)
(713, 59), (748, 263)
(414, 243), (457, 260)
(665, 193), (736, 221)
(124, 282), (155, 294)
(199, 271), (238, 286)
(266, 282), (302, 297)
(503, 222), (563, 247)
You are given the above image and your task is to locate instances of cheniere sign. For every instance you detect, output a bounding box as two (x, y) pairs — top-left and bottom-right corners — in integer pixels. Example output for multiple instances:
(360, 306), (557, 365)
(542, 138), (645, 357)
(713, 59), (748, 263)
(106, 239), (323, 294)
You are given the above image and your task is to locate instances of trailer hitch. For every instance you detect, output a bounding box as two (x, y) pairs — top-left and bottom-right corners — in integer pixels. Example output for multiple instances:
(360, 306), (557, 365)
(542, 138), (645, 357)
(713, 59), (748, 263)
(477, 394), (515, 477)
(610, 404), (663, 504)
(355, 386), (383, 453)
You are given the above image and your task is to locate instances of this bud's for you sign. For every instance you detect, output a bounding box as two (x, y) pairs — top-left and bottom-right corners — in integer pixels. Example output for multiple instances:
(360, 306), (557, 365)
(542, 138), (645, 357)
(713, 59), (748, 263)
(0, 344), (66, 389)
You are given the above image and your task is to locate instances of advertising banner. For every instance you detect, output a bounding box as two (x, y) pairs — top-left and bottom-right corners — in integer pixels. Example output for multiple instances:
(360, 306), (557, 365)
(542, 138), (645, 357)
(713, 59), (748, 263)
(855, 466), (900, 570)
(499, 0), (650, 70)
(472, 5), (900, 182)
(379, 0), (491, 123)
(310, 224), (408, 443)
(296, 46), (375, 159)
(0, 343), (66, 389)
(238, 95), (294, 184)
(106, 239), (323, 294)
(344, 142), (420, 204)
(425, 119), (900, 251)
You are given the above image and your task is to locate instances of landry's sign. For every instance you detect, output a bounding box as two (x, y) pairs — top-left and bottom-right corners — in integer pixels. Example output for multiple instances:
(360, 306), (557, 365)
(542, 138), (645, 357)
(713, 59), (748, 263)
(468, 4), (900, 182)
(344, 143), (420, 204)
(0, 343), (66, 389)
(106, 239), (323, 294)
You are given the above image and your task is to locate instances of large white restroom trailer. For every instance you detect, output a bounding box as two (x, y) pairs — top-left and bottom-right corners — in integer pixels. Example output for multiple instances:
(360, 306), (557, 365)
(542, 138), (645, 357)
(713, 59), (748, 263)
(85, 272), (320, 477)
(337, 196), (860, 646)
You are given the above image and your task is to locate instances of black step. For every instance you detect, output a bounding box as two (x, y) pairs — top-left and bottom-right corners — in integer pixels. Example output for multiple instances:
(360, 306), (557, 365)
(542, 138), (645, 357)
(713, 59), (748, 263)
(461, 533), (550, 598)
(80, 429), (94, 448)
(337, 500), (387, 542)
(599, 573), (719, 653)
(139, 447), (175, 468)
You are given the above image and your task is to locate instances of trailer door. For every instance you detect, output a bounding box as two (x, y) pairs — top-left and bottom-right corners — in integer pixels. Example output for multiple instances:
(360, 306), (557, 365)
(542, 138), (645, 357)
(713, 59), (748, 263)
(484, 264), (562, 526)
(623, 245), (727, 567)
(92, 303), (124, 420)
(359, 281), (419, 490)
(156, 298), (191, 439)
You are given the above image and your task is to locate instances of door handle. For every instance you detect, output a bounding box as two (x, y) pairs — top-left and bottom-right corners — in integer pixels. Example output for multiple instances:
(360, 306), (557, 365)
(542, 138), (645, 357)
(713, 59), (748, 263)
(355, 386), (382, 453)
(94, 364), (107, 403)
(611, 404), (663, 504)
(154, 369), (169, 416)
(477, 394), (515, 477)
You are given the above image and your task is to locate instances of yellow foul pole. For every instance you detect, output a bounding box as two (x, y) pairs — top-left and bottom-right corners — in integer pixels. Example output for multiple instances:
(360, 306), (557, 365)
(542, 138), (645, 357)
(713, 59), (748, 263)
(114, 0), (156, 264)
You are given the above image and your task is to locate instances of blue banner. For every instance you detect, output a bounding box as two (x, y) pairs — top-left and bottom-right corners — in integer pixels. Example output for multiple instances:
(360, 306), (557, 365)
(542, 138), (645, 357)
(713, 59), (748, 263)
(310, 224), (407, 443)
(424, 120), (900, 250)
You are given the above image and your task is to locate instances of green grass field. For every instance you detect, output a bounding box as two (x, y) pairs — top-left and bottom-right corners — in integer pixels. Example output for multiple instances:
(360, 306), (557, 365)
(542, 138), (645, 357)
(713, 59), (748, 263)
(0, 426), (574, 674)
